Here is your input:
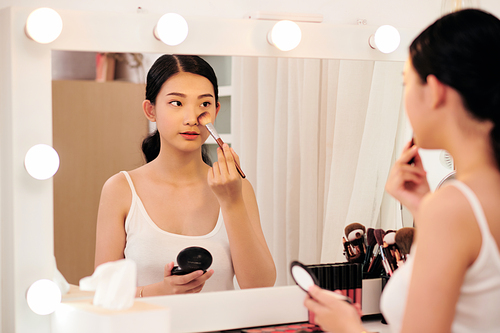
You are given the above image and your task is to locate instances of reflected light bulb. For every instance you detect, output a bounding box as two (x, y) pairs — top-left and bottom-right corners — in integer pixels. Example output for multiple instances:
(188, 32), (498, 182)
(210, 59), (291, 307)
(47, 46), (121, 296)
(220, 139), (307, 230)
(369, 25), (401, 54)
(267, 20), (302, 51)
(154, 13), (189, 46)
(24, 144), (60, 180)
(26, 279), (62, 315)
(25, 8), (63, 44)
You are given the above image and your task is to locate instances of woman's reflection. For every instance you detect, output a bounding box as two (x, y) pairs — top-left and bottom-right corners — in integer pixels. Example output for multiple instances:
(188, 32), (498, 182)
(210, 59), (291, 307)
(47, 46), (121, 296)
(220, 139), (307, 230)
(94, 54), (276, 296)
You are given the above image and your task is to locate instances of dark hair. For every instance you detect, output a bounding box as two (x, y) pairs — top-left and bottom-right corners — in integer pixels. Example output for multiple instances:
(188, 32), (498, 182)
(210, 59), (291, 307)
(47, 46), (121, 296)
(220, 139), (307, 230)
(141, 55), (218, 165)
(409, 9), (500, 168)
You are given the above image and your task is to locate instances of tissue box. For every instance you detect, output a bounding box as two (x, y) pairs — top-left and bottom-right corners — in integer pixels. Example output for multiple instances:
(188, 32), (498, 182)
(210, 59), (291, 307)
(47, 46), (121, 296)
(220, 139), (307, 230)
(52, 299), (170, 333)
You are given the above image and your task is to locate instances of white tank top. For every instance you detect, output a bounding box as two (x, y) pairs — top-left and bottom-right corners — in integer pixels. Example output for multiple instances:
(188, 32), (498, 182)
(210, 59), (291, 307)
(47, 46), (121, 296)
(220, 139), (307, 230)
(121, 171), (235, 292)
(380, 180), (500, 332)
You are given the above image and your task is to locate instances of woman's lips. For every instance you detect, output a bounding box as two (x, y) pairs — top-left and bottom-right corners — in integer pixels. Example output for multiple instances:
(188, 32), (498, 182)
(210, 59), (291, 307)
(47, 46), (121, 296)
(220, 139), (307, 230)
(180, 132), (199, 140)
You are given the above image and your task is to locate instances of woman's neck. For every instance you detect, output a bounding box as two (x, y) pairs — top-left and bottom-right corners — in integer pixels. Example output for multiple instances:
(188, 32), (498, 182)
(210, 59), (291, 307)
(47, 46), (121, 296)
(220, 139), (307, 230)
(446, 127), (496, 180)
(149, 146), (209, 184)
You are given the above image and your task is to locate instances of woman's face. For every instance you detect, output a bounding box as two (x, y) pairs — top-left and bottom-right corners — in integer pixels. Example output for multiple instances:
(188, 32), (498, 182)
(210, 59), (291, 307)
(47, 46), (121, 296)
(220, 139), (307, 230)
(152, 71), (219, 153)
(403, 58), (428, 146)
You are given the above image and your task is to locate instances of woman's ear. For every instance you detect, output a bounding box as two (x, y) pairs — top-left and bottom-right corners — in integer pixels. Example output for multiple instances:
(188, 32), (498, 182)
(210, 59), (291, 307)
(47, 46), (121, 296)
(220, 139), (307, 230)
(426, 74), (446, 110)
(143, 100), (156, 122)
(215, 102), (221, 118)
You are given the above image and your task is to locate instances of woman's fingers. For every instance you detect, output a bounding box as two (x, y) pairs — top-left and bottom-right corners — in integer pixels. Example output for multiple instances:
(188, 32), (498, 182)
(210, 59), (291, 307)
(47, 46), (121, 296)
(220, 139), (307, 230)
(167, 269), (214, 294)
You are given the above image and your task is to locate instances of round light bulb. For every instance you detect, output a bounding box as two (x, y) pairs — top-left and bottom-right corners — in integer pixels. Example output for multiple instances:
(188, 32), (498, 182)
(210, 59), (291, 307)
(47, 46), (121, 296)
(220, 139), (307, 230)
(372, 25), (400, 54)
(26, 279), (62, 315)
(24, 144), (60, 180)
(154, 13), (189, 46)
(25, 8), (63, 44)
(268, 20), (302, 51)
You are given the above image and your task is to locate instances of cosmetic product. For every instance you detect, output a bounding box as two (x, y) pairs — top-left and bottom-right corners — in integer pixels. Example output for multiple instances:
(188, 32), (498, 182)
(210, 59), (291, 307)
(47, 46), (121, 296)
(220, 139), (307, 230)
(171, 246), (213, 275)
(343, 223), (367, 264)
(355, 263), (362, 307)
(395, 227), (415, 261)
(374, 229), (393, 277)
(363, 228), (376, 272)
(383, 231), (398, 271)
(198, 112), (246, 178)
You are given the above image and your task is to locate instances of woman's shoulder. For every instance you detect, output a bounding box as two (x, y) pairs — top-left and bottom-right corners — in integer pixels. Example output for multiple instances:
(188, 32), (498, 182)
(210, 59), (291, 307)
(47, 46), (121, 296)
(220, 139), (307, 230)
(419, 181), (470, 219)
(417, 182), (477, 244)
(100, 171), (132, 200)
(417, 181), (482, 264)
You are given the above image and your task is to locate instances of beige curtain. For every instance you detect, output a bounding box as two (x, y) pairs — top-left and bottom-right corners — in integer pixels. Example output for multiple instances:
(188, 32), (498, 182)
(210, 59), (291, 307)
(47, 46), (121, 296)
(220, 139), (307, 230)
(231, 57), (405, 286)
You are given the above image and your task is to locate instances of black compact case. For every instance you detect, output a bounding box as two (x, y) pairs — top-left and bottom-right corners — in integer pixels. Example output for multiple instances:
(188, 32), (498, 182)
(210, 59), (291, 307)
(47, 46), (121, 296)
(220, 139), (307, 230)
(171, 246), (213, 275)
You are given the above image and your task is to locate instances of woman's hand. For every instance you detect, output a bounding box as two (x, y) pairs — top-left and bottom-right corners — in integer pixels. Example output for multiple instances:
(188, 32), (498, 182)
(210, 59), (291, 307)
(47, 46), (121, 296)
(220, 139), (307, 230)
(385, 140), (431, 216)
(304, 285), (365, 333)
(208, 143), (243, 204)
(155, 262), (214, 295)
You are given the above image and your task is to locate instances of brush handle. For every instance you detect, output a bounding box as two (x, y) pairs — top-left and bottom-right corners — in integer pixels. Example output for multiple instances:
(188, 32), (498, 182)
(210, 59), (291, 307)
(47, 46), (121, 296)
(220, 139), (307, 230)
(206, 124), (246, 178)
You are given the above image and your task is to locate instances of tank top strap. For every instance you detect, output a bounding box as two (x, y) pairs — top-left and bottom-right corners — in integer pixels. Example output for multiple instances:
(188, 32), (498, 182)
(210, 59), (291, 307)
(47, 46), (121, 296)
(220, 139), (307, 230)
(120, 171), (139, 198)
(447, 180), (490, 238)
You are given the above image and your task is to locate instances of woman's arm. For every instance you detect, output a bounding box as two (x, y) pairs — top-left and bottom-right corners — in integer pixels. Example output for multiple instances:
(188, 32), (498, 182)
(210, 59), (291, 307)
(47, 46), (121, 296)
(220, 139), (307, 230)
(400, 185), (481, 333)
(94, 173), (130, 268)
(208, 144), (276, 288)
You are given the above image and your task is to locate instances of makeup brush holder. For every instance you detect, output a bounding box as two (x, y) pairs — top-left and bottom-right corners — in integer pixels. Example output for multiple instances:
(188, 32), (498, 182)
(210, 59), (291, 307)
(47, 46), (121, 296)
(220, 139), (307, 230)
(171, 246), (213, 275)
(304, 262), (383, 316)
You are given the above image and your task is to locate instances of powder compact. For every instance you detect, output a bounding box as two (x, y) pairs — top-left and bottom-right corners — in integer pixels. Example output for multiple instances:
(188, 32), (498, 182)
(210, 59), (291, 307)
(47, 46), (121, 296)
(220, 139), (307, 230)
(171, 246), (213, 275)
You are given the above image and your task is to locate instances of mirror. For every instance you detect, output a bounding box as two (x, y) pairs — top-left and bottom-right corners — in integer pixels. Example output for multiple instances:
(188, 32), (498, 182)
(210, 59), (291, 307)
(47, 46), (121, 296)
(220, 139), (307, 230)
(290, 261), (318, 293)
(52, 51), (406, 287)
(3, 8), (416, 329)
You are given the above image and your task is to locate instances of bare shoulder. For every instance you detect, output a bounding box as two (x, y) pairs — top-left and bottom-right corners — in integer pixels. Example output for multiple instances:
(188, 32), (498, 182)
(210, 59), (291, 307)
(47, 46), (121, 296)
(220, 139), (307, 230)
(417, 183), (481, 265)
(98, 171), (133, 215)
(101, 171), (130, 196)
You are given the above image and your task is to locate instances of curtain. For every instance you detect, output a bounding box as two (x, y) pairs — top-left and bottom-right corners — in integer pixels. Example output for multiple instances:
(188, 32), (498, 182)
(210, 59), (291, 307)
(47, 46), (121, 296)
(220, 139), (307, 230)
(231, 57), (405, 286)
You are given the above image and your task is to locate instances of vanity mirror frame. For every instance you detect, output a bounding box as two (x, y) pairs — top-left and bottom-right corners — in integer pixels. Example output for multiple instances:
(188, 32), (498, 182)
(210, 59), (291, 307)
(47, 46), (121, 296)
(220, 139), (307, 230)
(0, 6), (417, 332)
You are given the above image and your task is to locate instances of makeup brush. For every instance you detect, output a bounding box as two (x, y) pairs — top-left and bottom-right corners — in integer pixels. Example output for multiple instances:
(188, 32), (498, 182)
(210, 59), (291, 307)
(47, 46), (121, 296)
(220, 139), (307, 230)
(374, 229), (393, 277)
(383, 230), (398, 271)
(198, 112), (246, 178)
(363, 228), (376, 272)
(408, 137), (416, 165)
(395, 227), (415, 261)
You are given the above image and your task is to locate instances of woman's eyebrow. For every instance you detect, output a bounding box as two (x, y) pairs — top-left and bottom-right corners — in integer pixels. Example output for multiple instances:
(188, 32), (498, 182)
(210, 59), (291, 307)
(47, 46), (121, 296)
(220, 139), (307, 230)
(166, 92), (186, 98)
(165, 92), (214, 99)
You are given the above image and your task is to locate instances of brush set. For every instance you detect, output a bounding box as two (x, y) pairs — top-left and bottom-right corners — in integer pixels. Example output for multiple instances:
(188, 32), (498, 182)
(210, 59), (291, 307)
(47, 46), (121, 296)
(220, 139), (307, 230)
(342, 223), (415, 278)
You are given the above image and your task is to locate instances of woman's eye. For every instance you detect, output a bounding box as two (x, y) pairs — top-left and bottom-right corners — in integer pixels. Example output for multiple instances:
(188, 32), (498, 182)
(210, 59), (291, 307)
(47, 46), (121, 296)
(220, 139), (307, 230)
(170, 101), (182, 107)
(201, 101), (211, 108)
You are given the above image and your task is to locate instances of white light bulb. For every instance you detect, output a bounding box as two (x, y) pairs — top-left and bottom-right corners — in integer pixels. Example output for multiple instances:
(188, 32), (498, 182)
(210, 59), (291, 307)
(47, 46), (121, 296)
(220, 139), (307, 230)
(24, 144), (60, 180)
(154, 13), (189, 46)
(371, 25), (401, 54)
(25, 8), (63, 44)
(26, 279), (62, 315)
(268, 20), (302, 51)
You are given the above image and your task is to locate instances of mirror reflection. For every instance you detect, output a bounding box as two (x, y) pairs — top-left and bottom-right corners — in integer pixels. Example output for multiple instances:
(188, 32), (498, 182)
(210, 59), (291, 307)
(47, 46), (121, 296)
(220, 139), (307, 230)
(52, 51), (406, 290)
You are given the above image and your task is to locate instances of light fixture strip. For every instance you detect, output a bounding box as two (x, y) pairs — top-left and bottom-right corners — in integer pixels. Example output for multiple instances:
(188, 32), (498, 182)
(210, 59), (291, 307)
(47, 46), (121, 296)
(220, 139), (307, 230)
(248, 11), (323, 23)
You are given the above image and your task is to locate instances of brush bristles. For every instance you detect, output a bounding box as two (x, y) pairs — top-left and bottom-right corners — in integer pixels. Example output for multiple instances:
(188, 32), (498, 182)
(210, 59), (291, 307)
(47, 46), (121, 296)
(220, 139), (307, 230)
(395, 227), (415, 256)
(198, 112), (212, 126)
(367, 228), (376, 246)
(374, 229), (385, 246)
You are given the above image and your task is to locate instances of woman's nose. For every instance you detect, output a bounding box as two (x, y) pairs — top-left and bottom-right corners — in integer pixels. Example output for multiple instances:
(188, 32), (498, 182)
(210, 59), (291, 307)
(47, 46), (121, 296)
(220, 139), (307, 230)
(183, 108), (200, 126)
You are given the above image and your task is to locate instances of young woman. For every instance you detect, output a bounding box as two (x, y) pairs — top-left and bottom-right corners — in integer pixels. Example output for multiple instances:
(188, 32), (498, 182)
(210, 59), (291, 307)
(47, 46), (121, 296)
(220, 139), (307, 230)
(305, 9), (500, 332)
(94, 55), (276, 297)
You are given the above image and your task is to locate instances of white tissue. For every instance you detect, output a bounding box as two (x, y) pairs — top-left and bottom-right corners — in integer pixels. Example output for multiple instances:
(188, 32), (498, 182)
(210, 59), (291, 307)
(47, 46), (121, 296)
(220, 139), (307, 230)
(79, 259), (137, 310)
